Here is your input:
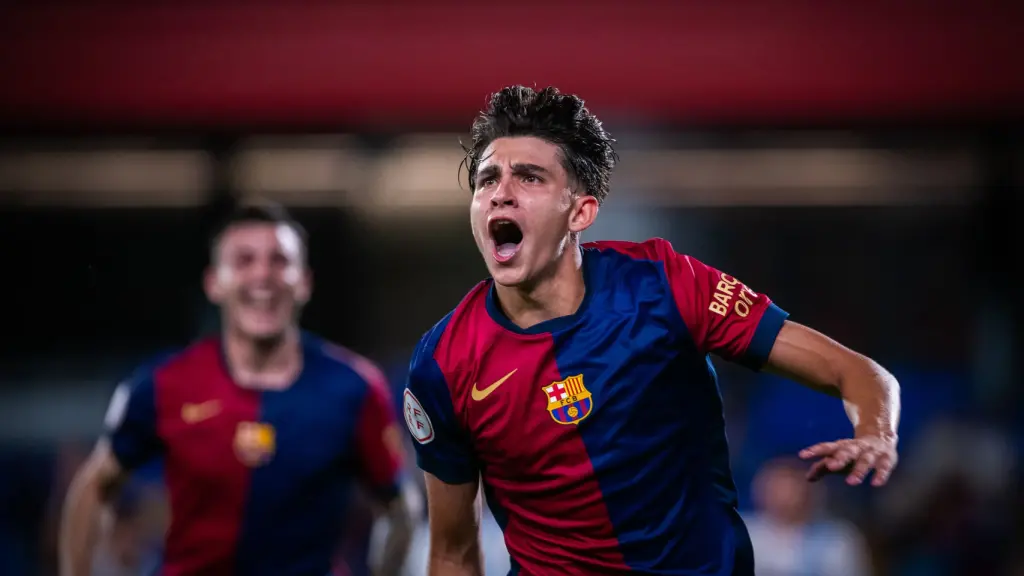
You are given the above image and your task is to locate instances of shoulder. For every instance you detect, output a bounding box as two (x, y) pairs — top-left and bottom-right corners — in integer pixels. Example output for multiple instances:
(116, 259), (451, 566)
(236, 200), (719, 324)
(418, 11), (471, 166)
(583, 238), (705, 297)
(410, 311), (453, 373)
(103, 347), (191, 429)
(584, 237), (702, 277)
(584, 237), (680, 262)
(585, 237), (713, 286)
(309, 335), (390, 398)
(410, 280), (489, 379)
(117, 344), (202, 394)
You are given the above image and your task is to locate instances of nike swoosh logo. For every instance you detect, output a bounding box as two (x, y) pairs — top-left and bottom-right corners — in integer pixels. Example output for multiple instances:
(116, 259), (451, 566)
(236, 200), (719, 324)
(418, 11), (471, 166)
(471, 369), (518, 401)
(182, 400), (222, 424)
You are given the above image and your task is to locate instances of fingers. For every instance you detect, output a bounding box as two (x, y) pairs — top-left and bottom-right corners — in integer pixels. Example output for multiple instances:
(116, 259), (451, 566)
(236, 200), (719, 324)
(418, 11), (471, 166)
(799, 441), (841, 459)
(846, 450), (877, 485)
(871, 454), (896, 486)
(800, 438), (898, 487)
(805, 459), (831, 482)
(829, 443), (863, 472)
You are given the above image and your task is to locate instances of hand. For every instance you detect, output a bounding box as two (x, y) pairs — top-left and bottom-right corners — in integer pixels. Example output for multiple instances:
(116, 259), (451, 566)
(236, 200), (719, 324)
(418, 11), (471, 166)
(798, 435), (898, 486)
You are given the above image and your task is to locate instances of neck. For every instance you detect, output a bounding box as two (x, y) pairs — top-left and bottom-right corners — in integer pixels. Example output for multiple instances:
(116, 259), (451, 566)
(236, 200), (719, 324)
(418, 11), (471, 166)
(494, 244), (585, 330)
(222, 325), (303, 390)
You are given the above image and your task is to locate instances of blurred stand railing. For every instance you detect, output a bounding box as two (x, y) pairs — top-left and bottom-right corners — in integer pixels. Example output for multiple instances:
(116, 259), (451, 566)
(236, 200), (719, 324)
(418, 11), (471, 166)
(0, 132), (981, 210)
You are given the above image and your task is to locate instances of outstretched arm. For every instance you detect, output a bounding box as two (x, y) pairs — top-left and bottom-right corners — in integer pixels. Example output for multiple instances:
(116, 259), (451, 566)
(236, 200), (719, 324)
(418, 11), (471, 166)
(424, 474), (484, 576)
(766, 320), (901, 486)
(622, 238), (902, 486)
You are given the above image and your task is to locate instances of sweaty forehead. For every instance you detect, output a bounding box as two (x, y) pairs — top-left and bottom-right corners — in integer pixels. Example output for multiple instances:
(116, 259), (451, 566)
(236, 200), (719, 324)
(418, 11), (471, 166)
(479, 136), (564, 173)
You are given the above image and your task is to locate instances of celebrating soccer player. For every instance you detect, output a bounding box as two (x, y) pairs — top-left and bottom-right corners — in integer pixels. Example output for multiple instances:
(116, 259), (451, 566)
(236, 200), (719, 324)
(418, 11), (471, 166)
(60, 202), (413, 576)
(403, 86), (901, 576)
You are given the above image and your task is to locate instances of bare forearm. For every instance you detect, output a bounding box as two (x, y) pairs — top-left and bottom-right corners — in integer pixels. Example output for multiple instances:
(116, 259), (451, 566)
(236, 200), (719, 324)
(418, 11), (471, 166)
(765, 321), (900, 439)
(423, 474), (484, 576)
(59, 472), (104, 576)
(769, 322), (901, 485)
(374, 498), (414, 576)
(837, 356), (900, 440)
(428, 547), (483, 576)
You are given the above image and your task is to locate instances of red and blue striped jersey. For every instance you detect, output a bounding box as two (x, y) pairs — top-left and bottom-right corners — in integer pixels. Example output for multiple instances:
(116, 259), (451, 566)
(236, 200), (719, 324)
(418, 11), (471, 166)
(403, 238), (788, 576)
(104, 333), (403, 576)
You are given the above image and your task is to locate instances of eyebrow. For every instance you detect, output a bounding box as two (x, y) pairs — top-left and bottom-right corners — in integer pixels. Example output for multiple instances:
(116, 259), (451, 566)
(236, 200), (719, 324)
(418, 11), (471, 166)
(510, 163), (550, 177)
(475, 165), (500, 184)
(475, 162), (552, 184)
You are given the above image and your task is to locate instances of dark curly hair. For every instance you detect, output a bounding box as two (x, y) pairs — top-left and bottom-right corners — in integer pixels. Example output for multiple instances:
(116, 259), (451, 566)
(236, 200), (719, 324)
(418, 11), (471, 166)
(463, 86), (618, 205)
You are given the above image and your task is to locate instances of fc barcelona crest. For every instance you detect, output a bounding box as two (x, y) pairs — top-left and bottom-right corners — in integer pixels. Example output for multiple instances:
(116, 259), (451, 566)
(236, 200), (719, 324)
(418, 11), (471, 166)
(234, 422), (276, 467)
(543, 374), (593, 425)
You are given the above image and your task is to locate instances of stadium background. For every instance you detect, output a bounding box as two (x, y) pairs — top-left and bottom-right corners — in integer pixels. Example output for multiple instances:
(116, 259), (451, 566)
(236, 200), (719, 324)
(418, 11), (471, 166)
(0, 2), (1021, 575)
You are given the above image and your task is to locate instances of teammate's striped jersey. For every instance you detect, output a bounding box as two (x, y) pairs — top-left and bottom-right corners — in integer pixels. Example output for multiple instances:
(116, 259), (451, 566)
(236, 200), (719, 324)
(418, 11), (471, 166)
(106, 333), (403, 576)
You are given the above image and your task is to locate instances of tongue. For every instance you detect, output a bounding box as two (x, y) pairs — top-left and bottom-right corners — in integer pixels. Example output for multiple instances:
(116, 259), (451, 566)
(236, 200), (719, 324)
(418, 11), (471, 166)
(496, 243), (519, 258)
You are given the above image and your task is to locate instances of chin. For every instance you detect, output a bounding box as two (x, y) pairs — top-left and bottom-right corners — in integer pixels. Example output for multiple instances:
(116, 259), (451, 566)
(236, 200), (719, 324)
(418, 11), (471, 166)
(489, 265), (531, 288)
(237, 320), (290, 343)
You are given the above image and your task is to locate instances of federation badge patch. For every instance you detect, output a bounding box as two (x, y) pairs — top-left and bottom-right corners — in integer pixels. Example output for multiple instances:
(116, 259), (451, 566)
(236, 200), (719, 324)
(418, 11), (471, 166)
(543, 374), (593, 425)
(234, 422), (276, 467)
(403, 389), (434, 444)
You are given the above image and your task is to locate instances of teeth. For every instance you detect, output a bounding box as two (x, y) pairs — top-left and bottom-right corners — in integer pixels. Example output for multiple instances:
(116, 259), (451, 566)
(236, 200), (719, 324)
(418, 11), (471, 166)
(245, 289), (274, 307)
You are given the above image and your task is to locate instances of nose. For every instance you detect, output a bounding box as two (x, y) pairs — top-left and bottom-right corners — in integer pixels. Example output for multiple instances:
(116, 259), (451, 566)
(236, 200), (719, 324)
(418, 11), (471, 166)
(489, 181), (518, 209)
(248, 256), (275, 282)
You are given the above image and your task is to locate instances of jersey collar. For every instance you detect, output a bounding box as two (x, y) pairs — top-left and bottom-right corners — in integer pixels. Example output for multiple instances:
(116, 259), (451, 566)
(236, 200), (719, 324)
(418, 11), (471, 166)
(484, 248), (596, 335)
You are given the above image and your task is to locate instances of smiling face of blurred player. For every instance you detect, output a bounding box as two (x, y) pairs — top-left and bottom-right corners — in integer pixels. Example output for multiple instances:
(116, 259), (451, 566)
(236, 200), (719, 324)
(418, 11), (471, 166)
(205, 220), (310, 344)
(469, 136), (599, 291)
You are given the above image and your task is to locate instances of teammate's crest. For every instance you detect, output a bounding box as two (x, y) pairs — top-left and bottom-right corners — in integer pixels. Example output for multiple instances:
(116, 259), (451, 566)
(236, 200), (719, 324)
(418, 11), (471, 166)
(234, 422), (276, 467)
(543, 374), (593, 425)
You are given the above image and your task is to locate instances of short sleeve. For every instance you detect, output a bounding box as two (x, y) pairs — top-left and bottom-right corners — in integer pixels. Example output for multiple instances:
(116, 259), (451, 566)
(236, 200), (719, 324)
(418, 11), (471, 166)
(654, 239), (789, 369)
(354, 376), (404, 503)
(103, 368), (165, 471)
(404, 333), (479, 485)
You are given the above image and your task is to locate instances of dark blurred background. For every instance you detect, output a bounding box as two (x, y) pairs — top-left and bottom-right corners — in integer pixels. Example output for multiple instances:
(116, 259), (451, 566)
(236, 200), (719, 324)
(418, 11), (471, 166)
(0, 2), (1021, 575)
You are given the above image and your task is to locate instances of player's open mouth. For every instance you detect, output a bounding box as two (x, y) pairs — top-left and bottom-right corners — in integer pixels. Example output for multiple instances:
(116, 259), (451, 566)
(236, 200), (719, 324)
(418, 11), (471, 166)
(489, 218), (523, 263)
(240, 288), (281, 311)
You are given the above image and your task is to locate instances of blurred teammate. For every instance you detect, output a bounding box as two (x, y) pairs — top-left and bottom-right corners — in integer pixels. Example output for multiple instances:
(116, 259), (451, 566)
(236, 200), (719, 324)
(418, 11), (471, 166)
(61, 202), (413, 576)
(403, 86), (901, 576)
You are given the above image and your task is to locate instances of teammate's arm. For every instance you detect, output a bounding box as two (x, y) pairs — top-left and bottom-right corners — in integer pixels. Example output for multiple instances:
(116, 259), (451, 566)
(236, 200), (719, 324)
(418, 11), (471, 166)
(424, 474), (484, 576)
(354, 374), (413, 576)
(649, 237), (900, 487)
(59, 440), (128, 576)
(60, 374), (164, 576)
(404, 330), (484, 576)
(374, 491), (415, 576)
(765, 321), (900, 486)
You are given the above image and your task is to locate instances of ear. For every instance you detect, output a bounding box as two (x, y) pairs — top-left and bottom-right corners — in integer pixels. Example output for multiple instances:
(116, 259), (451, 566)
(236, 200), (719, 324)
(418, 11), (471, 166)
(568, 194), (599, 235)
(203, 265), (225, 304)
(295, 267), (313, 305)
